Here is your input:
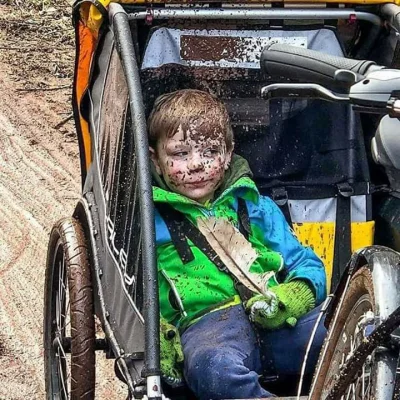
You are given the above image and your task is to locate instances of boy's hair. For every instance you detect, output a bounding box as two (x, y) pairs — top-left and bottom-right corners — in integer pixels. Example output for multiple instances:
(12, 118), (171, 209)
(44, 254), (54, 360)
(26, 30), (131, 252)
(148, 89), (234, 151)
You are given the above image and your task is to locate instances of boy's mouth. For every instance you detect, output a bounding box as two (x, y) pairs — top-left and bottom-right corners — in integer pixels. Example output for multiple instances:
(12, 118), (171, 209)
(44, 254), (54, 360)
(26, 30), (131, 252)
(185, 180), (211, 186)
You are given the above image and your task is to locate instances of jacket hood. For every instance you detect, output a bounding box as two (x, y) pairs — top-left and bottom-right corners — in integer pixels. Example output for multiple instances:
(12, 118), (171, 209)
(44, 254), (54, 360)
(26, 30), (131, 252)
(216, 154), (253, 195)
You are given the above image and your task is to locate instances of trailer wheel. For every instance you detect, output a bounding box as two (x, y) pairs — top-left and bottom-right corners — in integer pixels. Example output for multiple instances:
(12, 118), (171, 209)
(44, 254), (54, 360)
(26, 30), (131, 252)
(310, 267), (396, 400)
(44, 218), (96, 399)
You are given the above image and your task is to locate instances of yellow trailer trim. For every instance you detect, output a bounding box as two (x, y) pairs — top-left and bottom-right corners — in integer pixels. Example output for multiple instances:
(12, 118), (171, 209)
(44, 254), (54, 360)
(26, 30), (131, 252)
(293, 221), (375, 293)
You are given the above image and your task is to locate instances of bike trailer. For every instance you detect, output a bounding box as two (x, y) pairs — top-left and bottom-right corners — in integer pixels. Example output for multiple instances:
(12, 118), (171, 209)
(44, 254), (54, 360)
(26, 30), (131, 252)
(43, 0), (400, 398)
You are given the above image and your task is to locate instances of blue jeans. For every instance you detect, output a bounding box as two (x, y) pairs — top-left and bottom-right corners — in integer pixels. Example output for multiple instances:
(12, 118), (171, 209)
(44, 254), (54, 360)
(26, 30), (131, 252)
(181, 304), (326, 400)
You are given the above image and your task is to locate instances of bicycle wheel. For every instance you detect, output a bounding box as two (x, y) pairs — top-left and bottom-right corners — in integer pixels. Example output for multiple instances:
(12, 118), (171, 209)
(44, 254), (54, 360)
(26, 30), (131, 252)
(310, 266), (396, 400)
(44, 218), (96, 399)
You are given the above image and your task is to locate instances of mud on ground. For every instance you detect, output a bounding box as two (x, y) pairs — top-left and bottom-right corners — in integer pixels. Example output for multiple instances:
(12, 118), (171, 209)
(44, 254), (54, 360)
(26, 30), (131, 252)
(0, 1), (126, 398)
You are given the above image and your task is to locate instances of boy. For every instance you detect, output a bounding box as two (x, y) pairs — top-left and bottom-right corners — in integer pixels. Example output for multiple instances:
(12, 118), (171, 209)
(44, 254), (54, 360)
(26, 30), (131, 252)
(149, 89), (327, 399)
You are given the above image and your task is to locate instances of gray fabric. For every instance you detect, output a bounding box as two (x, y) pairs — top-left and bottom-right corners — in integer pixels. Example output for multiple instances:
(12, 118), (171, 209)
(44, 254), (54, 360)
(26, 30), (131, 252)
(289, 197), (367, 223)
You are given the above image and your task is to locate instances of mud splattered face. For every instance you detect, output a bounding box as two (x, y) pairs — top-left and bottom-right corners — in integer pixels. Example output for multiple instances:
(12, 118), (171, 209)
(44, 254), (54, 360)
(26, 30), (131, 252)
(151, 124), (232, 204)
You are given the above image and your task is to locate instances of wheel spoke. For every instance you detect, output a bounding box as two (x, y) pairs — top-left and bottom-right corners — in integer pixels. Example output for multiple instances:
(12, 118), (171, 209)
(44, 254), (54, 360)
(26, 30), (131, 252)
(60, 265), (67, 309)
(56, 291), (61, 331)
(60, 258), (66, 318)
(57, 351), (68, 397)
(341, 312), (374, 400)
(59, 258), (65, 307)
(322, 293), (375, 400)
(60, 302), (71, 333)
(56, 258), (71, 334)
(56, 337), (67, 360)
(54, 251), (71, 398)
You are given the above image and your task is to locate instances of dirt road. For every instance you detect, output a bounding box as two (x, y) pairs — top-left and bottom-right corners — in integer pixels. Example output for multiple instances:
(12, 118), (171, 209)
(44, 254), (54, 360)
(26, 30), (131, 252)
(0, 5), (126, 397)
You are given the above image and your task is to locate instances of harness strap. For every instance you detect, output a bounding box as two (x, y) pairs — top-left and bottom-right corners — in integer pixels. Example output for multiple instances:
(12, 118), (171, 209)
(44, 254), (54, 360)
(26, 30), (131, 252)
(156, 204), (195, 264)
(156, 199), (254, 301)
(261, 181), (370, 199)
(156, 198), (250, 263)
(271, 187), (293, 228)
(237, 198), (251, 239)
(331, 183), (352, 292)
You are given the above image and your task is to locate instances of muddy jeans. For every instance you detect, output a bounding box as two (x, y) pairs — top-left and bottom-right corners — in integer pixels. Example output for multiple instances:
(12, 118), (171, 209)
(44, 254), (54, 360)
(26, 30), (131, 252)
(180, 303), (326, 400)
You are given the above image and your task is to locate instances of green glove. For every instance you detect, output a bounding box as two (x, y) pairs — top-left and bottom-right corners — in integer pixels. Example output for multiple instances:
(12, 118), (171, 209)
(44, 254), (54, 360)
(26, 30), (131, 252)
(160, 317), (184, 387)
(245, 280), (316, 330)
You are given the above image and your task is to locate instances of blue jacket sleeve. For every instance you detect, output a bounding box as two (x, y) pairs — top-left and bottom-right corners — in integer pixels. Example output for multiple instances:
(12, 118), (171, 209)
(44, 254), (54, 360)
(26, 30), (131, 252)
(248, 196), (327, 305)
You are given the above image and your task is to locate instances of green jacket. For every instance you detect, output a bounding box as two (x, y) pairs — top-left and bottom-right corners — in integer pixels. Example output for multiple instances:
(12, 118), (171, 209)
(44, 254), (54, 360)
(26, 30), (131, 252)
(153, 155), (326, 328)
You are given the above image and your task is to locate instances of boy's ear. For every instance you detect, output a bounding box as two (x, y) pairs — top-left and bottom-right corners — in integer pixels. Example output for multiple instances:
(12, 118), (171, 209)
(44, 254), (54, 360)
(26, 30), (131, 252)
(149, 147), (162, 175)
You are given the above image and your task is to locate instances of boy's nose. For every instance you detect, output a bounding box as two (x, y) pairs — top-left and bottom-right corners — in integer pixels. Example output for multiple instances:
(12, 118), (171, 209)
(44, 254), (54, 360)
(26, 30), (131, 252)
(188, 154), (205, 171)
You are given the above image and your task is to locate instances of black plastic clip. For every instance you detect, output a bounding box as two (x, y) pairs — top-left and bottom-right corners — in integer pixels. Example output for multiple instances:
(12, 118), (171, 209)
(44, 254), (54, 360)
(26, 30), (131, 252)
(272, 187), (288, 206)
(337, 182), (354, 198)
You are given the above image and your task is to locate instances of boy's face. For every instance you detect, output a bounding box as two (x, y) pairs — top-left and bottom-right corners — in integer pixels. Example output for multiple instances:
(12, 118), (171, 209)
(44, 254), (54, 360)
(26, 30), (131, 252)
(151, 124), (232, 204)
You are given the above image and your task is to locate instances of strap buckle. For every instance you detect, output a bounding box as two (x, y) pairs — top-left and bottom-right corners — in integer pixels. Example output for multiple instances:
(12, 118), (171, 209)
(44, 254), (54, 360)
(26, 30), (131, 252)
(337, 182), (354, 198)
(272, 187), (288, 206)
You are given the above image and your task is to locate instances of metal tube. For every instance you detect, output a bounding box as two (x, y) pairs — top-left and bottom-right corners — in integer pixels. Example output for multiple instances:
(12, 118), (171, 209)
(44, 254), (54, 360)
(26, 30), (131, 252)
(109, 3), (161, 398)
(128, 8), (382, 26)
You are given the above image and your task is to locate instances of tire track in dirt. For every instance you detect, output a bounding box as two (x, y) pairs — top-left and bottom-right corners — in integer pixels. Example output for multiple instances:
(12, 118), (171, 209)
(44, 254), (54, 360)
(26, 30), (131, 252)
(0, 66), (126, 398)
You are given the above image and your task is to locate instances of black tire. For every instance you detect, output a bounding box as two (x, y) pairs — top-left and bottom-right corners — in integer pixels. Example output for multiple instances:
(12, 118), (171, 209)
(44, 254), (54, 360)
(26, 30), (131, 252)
(44, 218), (96, 399)
(310, 267), (393, 400)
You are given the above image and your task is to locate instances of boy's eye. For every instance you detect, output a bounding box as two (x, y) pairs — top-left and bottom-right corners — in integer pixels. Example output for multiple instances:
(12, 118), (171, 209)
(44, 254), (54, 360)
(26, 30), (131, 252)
(204, 148), (220, 157)
(173, 151), (188, 157)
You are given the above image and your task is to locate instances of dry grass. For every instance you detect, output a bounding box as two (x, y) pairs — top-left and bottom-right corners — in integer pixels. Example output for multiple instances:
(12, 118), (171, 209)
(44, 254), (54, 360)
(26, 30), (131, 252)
(0, 0), (75, 88)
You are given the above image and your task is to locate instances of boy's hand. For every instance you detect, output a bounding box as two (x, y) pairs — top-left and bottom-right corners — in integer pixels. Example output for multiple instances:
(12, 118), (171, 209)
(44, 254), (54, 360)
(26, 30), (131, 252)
(160, 318), (185, 387)
(245, 280), (315, 330)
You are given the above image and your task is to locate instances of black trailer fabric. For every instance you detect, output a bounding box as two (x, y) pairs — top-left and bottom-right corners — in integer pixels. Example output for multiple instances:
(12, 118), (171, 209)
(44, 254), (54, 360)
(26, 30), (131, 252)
(87, 30), (146, 356)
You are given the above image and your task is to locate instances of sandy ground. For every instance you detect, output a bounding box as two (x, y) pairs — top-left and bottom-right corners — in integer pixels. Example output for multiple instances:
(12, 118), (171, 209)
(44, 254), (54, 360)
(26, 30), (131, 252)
(0, 3), (126, 398)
